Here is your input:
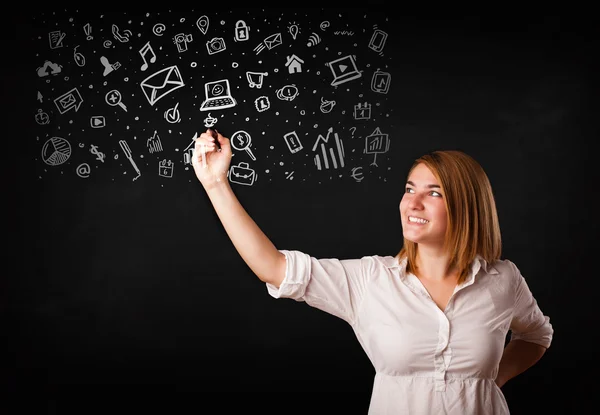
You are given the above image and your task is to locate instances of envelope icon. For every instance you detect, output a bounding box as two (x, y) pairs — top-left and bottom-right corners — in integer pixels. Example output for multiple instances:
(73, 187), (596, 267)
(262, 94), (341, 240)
(264, 32), (282, 50)
(140, 65), (185, 106)
(59, 94), (75, 108)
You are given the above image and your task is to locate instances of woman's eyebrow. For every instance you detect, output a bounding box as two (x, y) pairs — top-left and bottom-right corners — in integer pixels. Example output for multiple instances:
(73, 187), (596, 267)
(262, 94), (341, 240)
(406, 180), (441, 189)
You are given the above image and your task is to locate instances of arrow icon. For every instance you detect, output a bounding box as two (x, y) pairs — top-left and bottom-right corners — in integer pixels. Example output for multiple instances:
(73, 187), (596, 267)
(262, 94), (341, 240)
(37, 91), (43, 103)
(338, 64), (348, 72)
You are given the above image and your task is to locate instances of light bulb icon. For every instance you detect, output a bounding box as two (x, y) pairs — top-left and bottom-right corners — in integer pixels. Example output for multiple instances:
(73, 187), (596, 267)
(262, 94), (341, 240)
(289, 24), (299, 40)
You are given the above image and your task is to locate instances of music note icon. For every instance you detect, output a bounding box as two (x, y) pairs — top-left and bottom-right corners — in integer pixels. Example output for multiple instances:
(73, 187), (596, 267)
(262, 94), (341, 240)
(139, 41), (157, 71)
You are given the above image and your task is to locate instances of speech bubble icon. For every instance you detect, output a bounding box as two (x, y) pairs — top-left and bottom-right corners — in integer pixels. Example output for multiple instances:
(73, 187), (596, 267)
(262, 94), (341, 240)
(53, 87), (83, 114)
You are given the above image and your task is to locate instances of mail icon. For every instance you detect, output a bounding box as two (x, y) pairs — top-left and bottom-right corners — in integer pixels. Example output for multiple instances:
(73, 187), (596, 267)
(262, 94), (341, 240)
(264, 32), (282, 50)
(140, 65), (185, 106)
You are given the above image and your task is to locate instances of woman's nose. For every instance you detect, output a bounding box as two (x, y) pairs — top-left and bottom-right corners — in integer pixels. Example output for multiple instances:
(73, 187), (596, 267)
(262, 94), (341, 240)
(408, 194), (424, 209)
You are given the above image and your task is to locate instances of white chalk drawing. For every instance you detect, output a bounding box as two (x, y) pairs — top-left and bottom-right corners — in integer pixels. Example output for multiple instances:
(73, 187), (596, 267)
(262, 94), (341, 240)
(354, 102), (372, 120)
(103, 40), (112, 48)
(320, 97), (336, 113)
(158, 159), (174, 178)
(333, 30), (354, 36)
(254, 96), (270, 112)
(371, 70), (391, 94)
(368, 28), (388, 54)
(90, 116), (105, 128)
(164, 102), (181, 123)
(73, 46), (85, 67)
(83, 23), (92, 40)
(140, 65), (185, 106)
(119, 140), (141, 181)
(183, 139), (195, 165)
(105, 89), (127, 112)
(285, 54), (304, 74)
(254, 32), (282, 54)
(288, 23), (299, 40)
(76, 163), (91, 178)
(365, 127), (390, 167)
(147, 130), (163, 154)
(328, 55), (361, 86)
(246, 71), (268, 88)
(320, 21), (330, 31)
(312, 127), (345, 170)
(37, 60), (62, 77)
(196, 15), (209, 35)
(230, 130), (256, 161)
(153, 23), (166, 36)
(206, 37), (226, 54)
(37, 91), (43, 103)
(229, 162), (256, 186)
(54, 87), (83, 114)
(285, 171), (294, 180)
(174, 33), (193, 52)
(199, 79), (236, 111)
(276, 84), (299, 101)
(234, 20), (250, 41)
(35, 109), (50, 125)
(100, 56), (121, 76)
(112, 24), (131, 43)
(349, 127), (357, 137)
(203, 113), (218, 128)
(351, 166), (365, 182)
(307, 32), (321, 47)
(41, 137), (71, 166)
(283, 131), (303, 153)
(89, 144), (105, 163)
(139, 41), (156, 71)
(48, 31), (65, 49)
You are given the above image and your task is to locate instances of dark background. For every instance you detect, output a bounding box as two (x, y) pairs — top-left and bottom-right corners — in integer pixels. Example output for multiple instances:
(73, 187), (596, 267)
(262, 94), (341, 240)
(4, 10), (597, 414)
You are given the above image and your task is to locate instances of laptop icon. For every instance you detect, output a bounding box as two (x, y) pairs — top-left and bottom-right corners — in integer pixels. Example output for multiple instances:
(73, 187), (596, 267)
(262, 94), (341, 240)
(328, 55), (362, 86)
(200, 79), (237, 111)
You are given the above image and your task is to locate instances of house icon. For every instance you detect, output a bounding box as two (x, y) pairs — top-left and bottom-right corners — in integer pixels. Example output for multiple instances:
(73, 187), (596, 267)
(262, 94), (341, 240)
(285, 54), (304, 74)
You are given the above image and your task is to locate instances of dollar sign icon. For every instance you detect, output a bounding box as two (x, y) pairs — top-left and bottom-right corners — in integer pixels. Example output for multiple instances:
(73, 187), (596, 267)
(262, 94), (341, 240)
(90, 144), (105, 163)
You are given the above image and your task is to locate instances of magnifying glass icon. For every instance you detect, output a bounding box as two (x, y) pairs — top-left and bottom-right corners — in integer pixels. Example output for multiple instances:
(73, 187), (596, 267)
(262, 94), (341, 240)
(230, 130), (256, 161)
(105, 89), (128, 112)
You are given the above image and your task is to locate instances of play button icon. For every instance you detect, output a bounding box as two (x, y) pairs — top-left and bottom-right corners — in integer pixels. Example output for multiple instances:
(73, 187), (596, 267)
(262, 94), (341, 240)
(90, 115), (106, 128)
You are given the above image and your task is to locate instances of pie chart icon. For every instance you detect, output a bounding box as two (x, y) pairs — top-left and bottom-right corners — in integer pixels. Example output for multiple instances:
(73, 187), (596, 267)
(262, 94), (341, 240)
(42, 136), (71, 166)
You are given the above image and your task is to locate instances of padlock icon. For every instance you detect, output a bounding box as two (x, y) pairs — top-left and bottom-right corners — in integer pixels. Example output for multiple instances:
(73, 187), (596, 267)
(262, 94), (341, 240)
(234, 20), (249, 42)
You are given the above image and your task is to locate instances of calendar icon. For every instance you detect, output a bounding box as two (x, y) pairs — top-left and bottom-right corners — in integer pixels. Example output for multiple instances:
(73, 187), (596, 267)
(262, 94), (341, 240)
(158, 159), (174, 178)
(354, 102), (372, 120)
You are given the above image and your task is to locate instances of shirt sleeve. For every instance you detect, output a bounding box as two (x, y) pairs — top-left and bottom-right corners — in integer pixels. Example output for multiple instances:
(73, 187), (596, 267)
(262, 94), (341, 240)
(265, 249), (374, 325)
(508, 261), (554, 348)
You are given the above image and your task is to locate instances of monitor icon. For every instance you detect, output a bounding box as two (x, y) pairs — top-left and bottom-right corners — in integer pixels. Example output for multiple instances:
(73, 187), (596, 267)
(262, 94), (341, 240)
(200, 79), (237, 111)
(328, 55), (362, 86)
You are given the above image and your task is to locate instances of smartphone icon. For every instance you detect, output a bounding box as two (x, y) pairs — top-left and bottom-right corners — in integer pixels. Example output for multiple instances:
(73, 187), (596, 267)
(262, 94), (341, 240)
(283, 131), (303, 153)
(368, 29), (388, 53)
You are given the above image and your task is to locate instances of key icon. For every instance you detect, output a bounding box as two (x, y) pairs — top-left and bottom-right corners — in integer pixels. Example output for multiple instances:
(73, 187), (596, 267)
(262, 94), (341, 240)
(230, 130), (256, 161)
(105, 89), (128, 112)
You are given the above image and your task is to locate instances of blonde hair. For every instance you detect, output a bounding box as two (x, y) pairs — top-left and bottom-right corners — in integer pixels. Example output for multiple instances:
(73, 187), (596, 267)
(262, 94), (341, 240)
(397, 150), (502, 284)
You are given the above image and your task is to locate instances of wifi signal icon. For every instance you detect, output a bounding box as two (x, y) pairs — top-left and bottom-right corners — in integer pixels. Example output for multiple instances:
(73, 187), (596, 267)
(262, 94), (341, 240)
(307, 32), (321, 47)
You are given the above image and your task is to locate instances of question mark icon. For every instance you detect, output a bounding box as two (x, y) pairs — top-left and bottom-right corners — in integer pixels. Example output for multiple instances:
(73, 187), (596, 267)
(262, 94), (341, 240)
(350, 127), (356, 137)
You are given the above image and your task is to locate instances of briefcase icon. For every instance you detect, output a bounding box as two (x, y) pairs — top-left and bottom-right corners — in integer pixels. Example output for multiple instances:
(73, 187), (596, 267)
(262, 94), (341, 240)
(229, 162), (256, 186)
(140, 65), (185, 106)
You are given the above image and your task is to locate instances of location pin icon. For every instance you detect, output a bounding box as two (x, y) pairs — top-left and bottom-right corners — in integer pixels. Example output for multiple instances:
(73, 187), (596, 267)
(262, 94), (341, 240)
(196, 15), (209, 35)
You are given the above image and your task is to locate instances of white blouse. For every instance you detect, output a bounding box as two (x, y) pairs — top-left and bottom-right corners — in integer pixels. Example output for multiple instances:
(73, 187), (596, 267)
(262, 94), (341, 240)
(266, 250), (553, 415)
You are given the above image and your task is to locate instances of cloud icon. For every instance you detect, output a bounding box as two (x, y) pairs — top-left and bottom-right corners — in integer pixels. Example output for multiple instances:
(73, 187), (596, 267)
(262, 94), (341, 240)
(37, 60), (62, 77)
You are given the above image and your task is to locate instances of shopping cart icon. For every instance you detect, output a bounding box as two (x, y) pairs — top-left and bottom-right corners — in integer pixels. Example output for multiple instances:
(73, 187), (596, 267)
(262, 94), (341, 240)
(246, 71), (268, 89)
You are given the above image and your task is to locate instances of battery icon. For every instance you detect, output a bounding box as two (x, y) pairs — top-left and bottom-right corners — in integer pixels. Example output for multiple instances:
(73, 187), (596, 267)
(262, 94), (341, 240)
(283, 131), (303, 153)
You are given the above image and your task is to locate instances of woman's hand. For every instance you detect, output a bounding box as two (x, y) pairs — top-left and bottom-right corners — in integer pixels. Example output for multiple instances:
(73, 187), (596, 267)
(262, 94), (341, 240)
(191, 129), (232, 190)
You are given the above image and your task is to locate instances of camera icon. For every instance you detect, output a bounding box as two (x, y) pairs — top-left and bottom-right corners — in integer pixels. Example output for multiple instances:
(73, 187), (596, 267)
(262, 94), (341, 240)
(173, 33), (193, 53)
(206, 37), (226, 55)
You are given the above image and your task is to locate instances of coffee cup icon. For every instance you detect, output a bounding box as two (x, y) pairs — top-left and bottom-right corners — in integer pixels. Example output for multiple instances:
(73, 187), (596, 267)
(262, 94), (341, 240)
(320, 97), (336, 113)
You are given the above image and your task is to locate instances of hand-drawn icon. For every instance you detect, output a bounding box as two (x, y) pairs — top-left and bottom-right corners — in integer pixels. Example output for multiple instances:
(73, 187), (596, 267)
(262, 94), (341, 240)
(246, 71), (268, 88)
(174, 33), (193, 52)
(100, 56), (121, 76)
(164, 102), (181, 123)
(365, 127), (390, 167)
(119, 140), (141, 181)
(140, 65), (185, 106)
(229, 162), (256, 186)
(371, 70), (391, 94)
(105, 90), (127, 112)
(48, 30), (66, 49)
(199, 79), (236, 111)
(90, 144), (105, 163)
(254, 96), (270, 112)
(112, 24), (131, 43)
(158, 159), (174, 178)
(288, 24), (299, 40)
(283, 131), (303, 153)
(42, 137), (71, 166)
(196, 15), (209, 35)
(368, 28), (388, 54)
(234, 20), (250, 41)
(285, 171), (294, 180)
(254, 32), (282, 54)
(139, 41), (156, 71)
(147, 130), (163, 154)
(313, 127), (345, 170)
(328, 55), (361, 86)
(37, 60), (62, 77)
(276, 84), (299, 101)
(90, 115), (105, 128)
(37, 91), (43, 103)
(320, 21), (330, 31)
(354, 102), (372, 120)
(320, 97), (336, 113)
(206, 37), (226, 54)
(73, 46), (85, 66)
(351, 166), (364, 182)
(230, 130), (256, 161)
(76, 163), (91, 178)
(54, 88), (83, 114)
(103, 40), (112, 48)
(153, 23), (166, 36)
(349, 127), (356, 137)
(285, 54), (304, 74)
(35, 109), (50, 125)
(203, 113), (218, 128)
(307, 32), (321, 47)
(183, 139), (195, 165)
(83, 23), (92, 40)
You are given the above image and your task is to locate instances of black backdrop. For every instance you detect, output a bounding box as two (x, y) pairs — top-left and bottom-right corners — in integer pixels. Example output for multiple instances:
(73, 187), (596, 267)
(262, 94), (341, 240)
(5, 10), (597, 414)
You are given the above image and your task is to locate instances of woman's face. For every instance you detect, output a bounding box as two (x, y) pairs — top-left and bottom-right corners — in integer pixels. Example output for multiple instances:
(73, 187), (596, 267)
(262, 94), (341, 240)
(399, 163), (448, 247)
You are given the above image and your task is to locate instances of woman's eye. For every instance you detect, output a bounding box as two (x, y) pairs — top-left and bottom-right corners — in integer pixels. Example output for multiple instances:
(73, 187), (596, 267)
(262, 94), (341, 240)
(431, 191), (441, 197)
(405, 187), (414, 193)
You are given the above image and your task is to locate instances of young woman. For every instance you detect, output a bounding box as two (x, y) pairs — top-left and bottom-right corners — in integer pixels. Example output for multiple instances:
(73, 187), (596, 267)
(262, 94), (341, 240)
(191, 129), (553, 414)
